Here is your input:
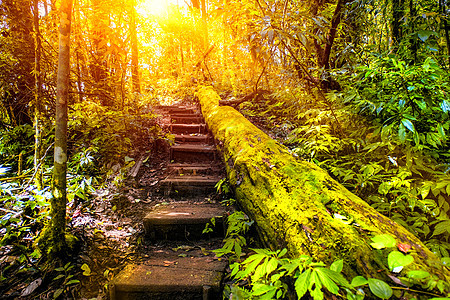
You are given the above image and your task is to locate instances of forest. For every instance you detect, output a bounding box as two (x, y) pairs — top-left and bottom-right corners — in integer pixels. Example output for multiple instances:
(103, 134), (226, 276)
(0, 0), (449, 299)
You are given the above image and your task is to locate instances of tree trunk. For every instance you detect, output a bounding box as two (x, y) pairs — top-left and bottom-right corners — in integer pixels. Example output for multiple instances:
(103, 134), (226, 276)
(197, 86), (450, 287)
(320, 0), (345, 70)
(90, 0), (111, 106)
(130, 0), (141, 94)
(391, 0), (404, 53)
(49, 0), (72, 257)
(201, 0), (208, 46)
(33, 0), (43, 190)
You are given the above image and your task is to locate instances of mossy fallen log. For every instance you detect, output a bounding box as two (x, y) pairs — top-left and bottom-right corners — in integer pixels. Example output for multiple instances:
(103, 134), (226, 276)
(197, 86), (450, 289)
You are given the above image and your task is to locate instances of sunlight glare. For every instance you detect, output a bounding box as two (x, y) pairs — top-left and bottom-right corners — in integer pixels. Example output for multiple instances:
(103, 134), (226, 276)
(137, 0), (180, 18)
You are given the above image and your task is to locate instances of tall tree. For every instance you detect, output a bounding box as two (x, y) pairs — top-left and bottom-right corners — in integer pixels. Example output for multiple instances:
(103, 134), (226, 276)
(33, 0), (44, 189)
(391, 0), (404, 52)
(0, 0), (35, 125)
(48, 0), (73, 257)
(90, 0), (112, 106)
(130, 0), (141, 94)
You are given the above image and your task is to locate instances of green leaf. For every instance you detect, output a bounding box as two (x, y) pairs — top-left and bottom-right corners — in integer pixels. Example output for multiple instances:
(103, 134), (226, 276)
(295, 268), (311, 298)
(401, 119), (415, 133)
(398, 123), (406, 143)
(53, 274), (65, 281)
(437, 124), (446, 139)
(278, 248), (288, 258)
(433, 220), (450, 236)
(368, 278), (392, 299)
(407, 270), (430, 279)
(351, 276), (368, 287)
(417, 30), (437, 42)
(53, 288), (64, 299)
(66, 279), (80, 285)
(312, 285), (324, 300)
(252, 283), (274, 296)
(388, 251), (414, 272)
(266, 257), (278, 276)
(330, 259), (343, 273)
(320, 267), (350, 287)
(252, 262), (266, 282)
(370, 234), (396, 249)
(315, 268), (339, 295)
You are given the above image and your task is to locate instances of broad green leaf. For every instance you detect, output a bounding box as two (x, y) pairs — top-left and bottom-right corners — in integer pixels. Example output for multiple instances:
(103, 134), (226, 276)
(312, 285), (324, 300)
(417, 30), (436, 42)
(320, 267), (350, 287)
(252, 283), (274, 296)
(351, 276), (368, 287)
(315, 268), (339, 294)
(370, 234), (396, 249)
(432, 220), (450, 236)
(388, 251), (414, 272)
(407, 270), (430, 279)
(330, 259), (343, 273)
(259, 289), (276, 300)
(401, 119), (415, 133)
(295, 269), (311, 298)
(265, 257), (278, 276)
(368, 278), (393, 299)
(278, 248), (288, 258)
(252, 261), (267, 282)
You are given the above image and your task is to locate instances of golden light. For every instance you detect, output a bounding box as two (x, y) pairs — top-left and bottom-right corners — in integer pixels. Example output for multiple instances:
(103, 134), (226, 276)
(137, 0), (180, 18)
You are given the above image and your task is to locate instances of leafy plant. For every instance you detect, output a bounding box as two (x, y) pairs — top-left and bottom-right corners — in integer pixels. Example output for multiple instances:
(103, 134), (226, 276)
(213, 211), (254, 259)
(227, 249), (351, 300)
(52, 262), (80, 299)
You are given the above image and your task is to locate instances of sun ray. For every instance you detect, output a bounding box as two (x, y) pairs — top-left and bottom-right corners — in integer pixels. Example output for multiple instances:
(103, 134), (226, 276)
(137, 0), (179, 18)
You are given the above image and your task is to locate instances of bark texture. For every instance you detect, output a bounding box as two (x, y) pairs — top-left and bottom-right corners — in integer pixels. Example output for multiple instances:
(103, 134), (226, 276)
(130, 0), (141, 94)
(33, 0), (43, 189)
(197, 86), (450, 286)
(48, 0), (73, 257)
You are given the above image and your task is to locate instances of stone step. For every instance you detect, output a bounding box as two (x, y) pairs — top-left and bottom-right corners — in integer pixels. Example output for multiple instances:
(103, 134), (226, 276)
(110, 253), (227, 300)
(168, 163), (220, 176)
(171, 116), (204, 124)
(170, 144), (216, 163)
(168, 107), (196, 114)
(174, 134), (211, 144)
(170, 112), (202, 117)
(159, 175), (220, 197)
(143, 202), (227, 240)
(170, 124), (207, 135)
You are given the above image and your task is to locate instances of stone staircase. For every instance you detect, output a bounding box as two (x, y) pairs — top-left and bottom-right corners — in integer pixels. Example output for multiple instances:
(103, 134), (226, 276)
(110, 104), (229, 300)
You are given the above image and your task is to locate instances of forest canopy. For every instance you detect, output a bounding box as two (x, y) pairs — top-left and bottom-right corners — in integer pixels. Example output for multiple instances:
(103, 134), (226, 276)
(0, 0), (449, 298)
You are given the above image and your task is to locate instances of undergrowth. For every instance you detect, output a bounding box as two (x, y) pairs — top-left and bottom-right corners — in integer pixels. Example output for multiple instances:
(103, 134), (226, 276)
(0, 98), (163, 298)
(231, 53), (450, 299)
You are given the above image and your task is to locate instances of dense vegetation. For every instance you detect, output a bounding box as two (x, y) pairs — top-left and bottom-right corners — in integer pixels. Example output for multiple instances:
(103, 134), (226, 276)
(0, 0), (449, 298)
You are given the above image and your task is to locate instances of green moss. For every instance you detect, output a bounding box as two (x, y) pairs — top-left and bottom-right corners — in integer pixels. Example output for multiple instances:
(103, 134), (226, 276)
(35, 224), (79, 259)
(197, 86), (450, 287)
